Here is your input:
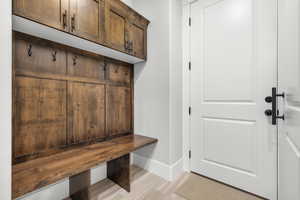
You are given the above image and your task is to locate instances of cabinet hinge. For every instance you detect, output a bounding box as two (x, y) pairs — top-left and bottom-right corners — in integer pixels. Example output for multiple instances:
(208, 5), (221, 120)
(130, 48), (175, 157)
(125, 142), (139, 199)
(189, 150), (191, 159)
(189, 62), (191, 71)
(189, 107), (191, 115)
(189, 17), (191, 26)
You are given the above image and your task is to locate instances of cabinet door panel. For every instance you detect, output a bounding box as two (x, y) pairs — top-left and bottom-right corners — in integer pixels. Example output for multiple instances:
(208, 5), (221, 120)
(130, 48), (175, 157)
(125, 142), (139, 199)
(107, 61), (131, 85)
(70, 0), (104, 42)
(15, 35), (67, 75)
(14, 77), (67, 158)
(68, 82), (106, 144)
(131, 24), (145, 59)
(13, 0), (68, 30)
(67, 52), (105, 80)
(106, 0), (129, 52)
(106, 86), (132, 137)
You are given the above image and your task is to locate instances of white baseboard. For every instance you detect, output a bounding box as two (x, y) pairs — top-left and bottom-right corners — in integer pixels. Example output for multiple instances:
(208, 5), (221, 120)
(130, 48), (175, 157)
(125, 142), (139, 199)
(132, 153), (184, 181)
(170, 158), (184, 180)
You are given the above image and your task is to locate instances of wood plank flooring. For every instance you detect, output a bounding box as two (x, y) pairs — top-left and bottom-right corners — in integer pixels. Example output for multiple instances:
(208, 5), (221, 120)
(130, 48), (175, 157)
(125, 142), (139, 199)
(89, 165), (264, 200)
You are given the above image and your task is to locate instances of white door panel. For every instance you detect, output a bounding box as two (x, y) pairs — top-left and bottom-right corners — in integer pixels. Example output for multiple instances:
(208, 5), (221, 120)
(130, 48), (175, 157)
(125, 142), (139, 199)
(191, 0), (277, 199)
(278, 0), (300, 199)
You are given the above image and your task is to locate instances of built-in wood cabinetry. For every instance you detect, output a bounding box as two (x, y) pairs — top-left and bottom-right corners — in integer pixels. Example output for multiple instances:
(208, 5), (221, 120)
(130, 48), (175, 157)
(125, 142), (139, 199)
(13, 0), (149, 60)
(13, 32), (133, 164)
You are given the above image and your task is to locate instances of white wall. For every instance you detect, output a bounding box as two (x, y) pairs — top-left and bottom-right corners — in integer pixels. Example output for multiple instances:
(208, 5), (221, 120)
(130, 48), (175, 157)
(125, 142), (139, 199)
(131, 0), (184, 180)
(170, 0), (183, 164)
(0, 0), (12, 199)
(132, 0), (171, 165)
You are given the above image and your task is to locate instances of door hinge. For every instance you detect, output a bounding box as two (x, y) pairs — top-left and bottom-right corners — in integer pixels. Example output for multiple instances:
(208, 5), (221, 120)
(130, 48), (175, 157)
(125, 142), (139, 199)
(189, 17), (191, 26)
(189, 150), (191, 159)
(189, 107), (191, 115)
(189, 62), (191, 71)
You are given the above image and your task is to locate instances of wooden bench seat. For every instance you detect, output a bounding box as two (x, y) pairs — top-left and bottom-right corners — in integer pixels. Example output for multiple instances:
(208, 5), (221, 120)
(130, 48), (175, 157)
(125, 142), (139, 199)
(12, 135), (158, 199)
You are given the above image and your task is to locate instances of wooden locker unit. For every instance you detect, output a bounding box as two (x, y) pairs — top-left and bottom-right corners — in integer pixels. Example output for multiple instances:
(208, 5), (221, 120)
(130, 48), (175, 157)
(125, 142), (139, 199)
(13, 0), (69, 31)
(12, 32), (134, 163)
(11, 0), (154, 197)
(14, 77), (67, 161)
(68, 82), (106, 144)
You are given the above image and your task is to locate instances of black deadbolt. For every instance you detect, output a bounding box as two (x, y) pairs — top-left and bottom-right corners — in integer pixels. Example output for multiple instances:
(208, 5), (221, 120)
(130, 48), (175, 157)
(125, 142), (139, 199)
(265, 109), (272, 116)
(265, 96), (272, 103)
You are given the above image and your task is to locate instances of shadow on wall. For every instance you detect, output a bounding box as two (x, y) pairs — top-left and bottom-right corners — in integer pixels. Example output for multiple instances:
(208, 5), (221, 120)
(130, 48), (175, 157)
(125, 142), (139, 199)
(133, 143), (157, 165)
(134, 61), (146, 83)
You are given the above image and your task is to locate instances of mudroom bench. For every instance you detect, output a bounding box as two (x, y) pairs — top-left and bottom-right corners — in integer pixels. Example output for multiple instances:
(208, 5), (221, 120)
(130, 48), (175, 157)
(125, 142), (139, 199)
(12, 135), (157, 199)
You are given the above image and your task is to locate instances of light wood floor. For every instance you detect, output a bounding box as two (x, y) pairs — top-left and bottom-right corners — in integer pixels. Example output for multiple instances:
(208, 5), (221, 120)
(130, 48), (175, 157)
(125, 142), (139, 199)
(89, 165), (264, 200)
(90, 165), (187, 200)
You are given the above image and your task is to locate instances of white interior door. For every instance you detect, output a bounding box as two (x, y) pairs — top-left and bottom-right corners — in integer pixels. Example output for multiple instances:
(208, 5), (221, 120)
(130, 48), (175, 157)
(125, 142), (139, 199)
(278, 0), (300, 199)
(190, 0), (277, 199)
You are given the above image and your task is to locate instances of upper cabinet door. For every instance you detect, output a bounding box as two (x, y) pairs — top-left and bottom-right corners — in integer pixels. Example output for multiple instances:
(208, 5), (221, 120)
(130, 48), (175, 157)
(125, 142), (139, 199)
(105, 0), (129, 52)
(13, 0), (69, 31)
(127, 12), (149, 59)
(70, 0), (104, 43)
(128, 23), (146, 59)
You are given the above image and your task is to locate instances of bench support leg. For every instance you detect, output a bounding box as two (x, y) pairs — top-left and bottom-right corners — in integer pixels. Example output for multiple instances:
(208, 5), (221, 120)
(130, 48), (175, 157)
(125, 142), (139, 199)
(70, 169), (91, 200)
(107, 154), (130, 192)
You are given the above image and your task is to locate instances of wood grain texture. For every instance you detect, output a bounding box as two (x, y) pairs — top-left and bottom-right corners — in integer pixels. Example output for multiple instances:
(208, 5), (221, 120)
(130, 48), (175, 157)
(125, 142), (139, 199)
(13, 0), (68, 30)
(106, 59), (131, 85)
(14, 34), (67, 75)
(70, 0), (103, 42)
(12, 135), (158, 199)
(67, 51), (105, 81)
(14, 77), (67, 160)
(106, 86), (132, 137)
(107, 154), (130, 192)
(68, 82), (106, 144)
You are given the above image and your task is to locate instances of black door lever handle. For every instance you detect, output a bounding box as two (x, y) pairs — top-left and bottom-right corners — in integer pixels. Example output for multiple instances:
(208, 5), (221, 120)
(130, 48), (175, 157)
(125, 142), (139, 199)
(271, 87), (285, 125)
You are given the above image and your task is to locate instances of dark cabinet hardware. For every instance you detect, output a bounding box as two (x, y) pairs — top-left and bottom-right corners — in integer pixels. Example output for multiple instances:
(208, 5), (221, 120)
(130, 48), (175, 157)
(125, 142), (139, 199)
(27, 44), (32, 56)
(52, 51), (57, 62)
(125, 41), (129, 50)
(72, 55), (78, 66)
(71, 14), (76, 32)
(62, 10), (67, 29)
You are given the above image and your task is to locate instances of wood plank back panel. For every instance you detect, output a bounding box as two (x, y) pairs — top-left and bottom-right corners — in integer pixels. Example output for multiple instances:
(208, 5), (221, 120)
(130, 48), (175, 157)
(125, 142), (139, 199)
(14, 77), (67, 159)
(15, 34), (67, 75)
(68, 82), (106, 144)
(106, 86), (132, 137)
(67, 51), (105, 80)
